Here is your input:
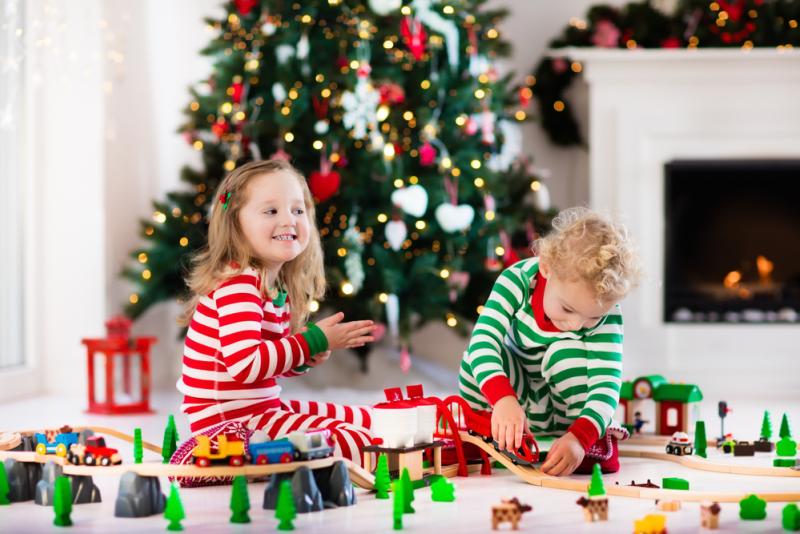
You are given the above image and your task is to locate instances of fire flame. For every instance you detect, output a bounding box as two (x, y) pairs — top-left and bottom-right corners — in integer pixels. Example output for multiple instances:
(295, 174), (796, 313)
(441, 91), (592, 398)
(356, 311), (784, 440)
(723, 270), (741, 289)
(756, 255), (773, 283)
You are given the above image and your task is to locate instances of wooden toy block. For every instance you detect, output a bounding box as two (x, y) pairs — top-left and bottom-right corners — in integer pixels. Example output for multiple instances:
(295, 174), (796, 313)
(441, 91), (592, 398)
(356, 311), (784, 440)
(633, 513), (666, 534)
(656, 499), (681, 511)
(576, 496), (608, 522)
(491, 498), (531, 530)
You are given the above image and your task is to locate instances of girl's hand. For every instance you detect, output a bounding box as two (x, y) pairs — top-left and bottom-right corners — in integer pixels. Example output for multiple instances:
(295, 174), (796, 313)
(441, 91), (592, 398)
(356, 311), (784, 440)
(491, 395), (527, 452)
(315, 312), (376, 350)
(541, 431), (585, 476)
(307, 350), (331, 367)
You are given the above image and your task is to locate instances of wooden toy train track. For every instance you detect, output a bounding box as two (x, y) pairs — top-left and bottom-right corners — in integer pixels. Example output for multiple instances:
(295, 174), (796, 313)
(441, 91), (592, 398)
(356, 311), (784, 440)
(459, 432), (800, 503)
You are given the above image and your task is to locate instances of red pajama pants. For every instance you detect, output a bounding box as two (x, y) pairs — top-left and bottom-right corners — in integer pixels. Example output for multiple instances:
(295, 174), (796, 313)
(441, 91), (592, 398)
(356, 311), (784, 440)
(247, 399), (374, 467)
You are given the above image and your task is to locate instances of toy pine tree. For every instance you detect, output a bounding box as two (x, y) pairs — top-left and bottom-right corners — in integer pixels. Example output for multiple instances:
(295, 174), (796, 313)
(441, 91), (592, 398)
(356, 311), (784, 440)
(275, 479), (296, 531)
(164, 483), (186, 531)
(587, 463), (606, 498)
(760, 411), (773, 441)
(399, 467), (415, 514)
(780, 413), (792, 439)
(784, 503), (800, 531)
(230, 475), (250, 524)
(374, 454), (391, 499)
(392, 480), (403, 530)
(0, 461), (10, 505)
(134, 428), (144, 464)
(430, 476), (455, 502)
(52, 476), (73, 527)
(162, 415), (179, 464)
(694, 420), (707, 459)
(123, 0), (554, 373)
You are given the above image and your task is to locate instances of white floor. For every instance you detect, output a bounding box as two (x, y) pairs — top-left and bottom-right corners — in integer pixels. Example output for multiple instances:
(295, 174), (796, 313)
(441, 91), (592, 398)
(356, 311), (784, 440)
(1, 387), (798, 533)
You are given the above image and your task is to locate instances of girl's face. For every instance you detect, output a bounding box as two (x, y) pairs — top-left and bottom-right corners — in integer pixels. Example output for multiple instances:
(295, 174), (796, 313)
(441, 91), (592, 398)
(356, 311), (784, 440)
(238, 171), (310, 275)
(539, 261), (615, 332)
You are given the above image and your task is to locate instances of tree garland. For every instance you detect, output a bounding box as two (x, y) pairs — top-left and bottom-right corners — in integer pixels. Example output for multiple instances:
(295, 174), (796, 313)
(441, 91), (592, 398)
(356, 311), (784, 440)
(530, 0), (800, 147)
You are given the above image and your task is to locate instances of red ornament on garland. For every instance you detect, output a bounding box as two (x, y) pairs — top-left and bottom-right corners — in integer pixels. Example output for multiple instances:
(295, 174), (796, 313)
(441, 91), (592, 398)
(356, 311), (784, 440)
(309, 154), (341, 203)
(211, 120), (229, 139)
(660, 36), (681, 48)
(400, 16), (427, 61)
(230, 81), (244, 104)
(234, 0), (257, 16)
(419, 142), (436, 166)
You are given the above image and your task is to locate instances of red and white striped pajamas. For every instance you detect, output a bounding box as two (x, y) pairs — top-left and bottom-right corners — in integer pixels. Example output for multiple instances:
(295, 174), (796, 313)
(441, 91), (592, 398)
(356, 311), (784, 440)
(177, 267), (374, 466)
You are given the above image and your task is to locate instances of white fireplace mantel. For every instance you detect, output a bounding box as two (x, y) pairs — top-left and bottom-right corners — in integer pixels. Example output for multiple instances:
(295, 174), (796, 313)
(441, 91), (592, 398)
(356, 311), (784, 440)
(554, 48), (800, 396)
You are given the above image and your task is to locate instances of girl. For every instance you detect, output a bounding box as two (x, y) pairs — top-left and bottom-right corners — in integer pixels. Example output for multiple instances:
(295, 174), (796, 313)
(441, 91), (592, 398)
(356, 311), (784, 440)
(177, 159), (377, 466)
(459, 207), (642, 476)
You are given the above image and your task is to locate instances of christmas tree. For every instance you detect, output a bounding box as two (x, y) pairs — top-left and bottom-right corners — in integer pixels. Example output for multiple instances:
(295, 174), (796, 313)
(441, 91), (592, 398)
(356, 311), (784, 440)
(230, 475), (251, 523)
(162, 415), (179, 464)
(400, 467), (415, 513)
(134, 427), (144, 464)
(275, 479), (296, 531)
(374, 453), (391, 499)
(430, 475), (455, 502)
(780, 413), (792, 439)
(392, 479), (403, 530)
(760, 411), (772, 441)
(122, 0), (553, 370)
(52, 476), (73, 527)
(694, 420), (707, 459)
(164, 483), (186, 531)
(587, 463), (605, 498)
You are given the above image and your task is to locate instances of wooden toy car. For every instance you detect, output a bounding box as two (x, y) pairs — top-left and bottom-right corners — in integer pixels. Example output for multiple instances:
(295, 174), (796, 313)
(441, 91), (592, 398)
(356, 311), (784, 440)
(733, 440), (756, 456)
(192, 434), (246, 467)
(286, 429), (336, 460)
(248, 438), (296, 465)
(34, 431), (80, 457)
(67, 436), (122, 466)
(665, 431), (693, 456)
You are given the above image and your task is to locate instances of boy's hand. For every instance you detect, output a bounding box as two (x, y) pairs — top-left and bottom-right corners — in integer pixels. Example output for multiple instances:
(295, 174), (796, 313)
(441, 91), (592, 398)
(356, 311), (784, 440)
(541, 431), (585, 476)
(491, 395), (527, 452)
(307, 350), (331, 367)
(315, 312), (376, 350)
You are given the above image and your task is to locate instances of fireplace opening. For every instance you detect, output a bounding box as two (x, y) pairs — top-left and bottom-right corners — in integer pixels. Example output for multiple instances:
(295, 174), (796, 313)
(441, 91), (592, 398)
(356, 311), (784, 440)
(664, 159), (800, 323)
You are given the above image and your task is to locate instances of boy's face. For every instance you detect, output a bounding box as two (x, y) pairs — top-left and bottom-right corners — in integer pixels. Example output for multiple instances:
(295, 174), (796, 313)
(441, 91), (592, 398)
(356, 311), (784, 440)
(238, 171), (310, 273)
(539, 262), (616, 332)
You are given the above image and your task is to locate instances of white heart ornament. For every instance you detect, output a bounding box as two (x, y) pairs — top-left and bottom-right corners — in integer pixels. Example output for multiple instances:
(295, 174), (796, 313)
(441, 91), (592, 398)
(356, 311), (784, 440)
(391, 185), (428, 217)
(385, 220), (407, 251)
(435, 203), (475, 233)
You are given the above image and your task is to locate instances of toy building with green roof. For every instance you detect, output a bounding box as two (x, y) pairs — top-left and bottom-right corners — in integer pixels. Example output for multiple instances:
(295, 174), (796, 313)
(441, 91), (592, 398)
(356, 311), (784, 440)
(618, 375), (703, 436)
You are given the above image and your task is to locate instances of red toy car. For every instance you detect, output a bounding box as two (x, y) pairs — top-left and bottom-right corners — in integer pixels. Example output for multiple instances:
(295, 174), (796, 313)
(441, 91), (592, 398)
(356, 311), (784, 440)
(67, 436), (122, 466)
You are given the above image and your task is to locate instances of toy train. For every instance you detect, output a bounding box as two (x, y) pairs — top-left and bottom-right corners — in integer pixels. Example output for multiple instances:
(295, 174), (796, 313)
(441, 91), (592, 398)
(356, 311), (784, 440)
(34, 428), (122, 466)
(192, 429), (336, 467)
(34, 431), (79, 457)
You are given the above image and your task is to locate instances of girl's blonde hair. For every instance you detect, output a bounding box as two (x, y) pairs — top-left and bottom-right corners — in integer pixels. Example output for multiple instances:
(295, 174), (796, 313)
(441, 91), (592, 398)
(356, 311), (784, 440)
(534, 206), (642, 303)
(182, 159), (326, 332)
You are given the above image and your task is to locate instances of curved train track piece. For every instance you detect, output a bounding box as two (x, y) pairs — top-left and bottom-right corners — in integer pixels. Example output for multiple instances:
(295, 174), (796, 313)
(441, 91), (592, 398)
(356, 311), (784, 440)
(459, 432), (800, 503)
(618, 447), (800, 477)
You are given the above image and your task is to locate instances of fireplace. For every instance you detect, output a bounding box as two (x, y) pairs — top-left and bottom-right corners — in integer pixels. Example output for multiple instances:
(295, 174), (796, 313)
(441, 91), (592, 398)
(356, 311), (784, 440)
(664, 159), (800, 323)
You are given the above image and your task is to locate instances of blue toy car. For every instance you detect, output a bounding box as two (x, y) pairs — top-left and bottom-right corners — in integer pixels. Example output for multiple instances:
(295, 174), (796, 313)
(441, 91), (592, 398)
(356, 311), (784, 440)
(35, 431), (80, 457)
(248, 438), (296, 464)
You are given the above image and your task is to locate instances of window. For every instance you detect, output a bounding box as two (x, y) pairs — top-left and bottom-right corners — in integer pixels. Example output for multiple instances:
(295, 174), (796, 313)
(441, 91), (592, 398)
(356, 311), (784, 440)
(0, 0), (25, 369)
(666, 407), (678, 428)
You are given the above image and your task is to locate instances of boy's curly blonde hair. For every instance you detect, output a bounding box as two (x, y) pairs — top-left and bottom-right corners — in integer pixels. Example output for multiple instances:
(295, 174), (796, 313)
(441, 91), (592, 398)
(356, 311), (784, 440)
(534, 206), (642, 303)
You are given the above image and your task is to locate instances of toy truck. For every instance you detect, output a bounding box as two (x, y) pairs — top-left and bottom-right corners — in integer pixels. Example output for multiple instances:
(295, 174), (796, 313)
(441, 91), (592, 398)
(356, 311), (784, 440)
(34, 431), (80, 457)
(67, 436), (122, 466)
(192, 434), (246, 467)
(666, 431), (693, 456)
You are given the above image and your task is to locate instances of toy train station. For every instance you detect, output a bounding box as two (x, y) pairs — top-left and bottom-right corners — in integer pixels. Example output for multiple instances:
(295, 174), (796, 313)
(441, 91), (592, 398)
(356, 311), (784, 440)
(617, 375), (703, 436)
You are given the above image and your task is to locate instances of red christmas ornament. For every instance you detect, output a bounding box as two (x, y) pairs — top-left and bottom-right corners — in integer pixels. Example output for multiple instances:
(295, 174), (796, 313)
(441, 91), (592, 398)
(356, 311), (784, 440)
(234, 0), (257, 16)
(230, 82), (244, 104)
(309, 155), (341, 203)
(400, 16), (427, 61)
(661, 36), (681, 48)
(591, 19), (621, 48)
(357, 62), (372, 78)
(419, 142), (436, 166)
(211, 120), (229, 139)
(379, 83), (405, 105)
(518, 86), (532, 107)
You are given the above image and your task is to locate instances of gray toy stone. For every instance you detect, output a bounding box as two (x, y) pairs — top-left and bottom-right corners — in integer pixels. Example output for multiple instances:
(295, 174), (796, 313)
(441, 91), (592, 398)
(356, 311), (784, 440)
(114, 471), (166, 517)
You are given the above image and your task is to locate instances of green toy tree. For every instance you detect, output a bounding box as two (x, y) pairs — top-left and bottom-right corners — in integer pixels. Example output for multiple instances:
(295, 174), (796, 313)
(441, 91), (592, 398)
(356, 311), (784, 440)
(587, 463), (605, 498)
(162, 415), (179, 464)
(164, 483), (186, 531)
(780, 413), (792, 439)
(52, 476), (73, 527)
(399, 467), (415, 514)
(134, 427), (144, 464)
(430, 476), (455, 502)
(784, 503), (800, 531)
(694, 420), (707, 459)
(760, 411), (773, 441)
(230, 475), (251, 524)
(0, 461), (10, 505)
(122, 0), (554, 372)
(392, 479), (403, 530)
(374, 453), (391, 499)
(275, 479), (296, 531)
(739, 493), (767, 520)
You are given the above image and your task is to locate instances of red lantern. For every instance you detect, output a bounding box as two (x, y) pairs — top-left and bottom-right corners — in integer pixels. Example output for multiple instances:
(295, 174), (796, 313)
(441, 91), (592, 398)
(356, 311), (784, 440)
(81, 317), (156, 415)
